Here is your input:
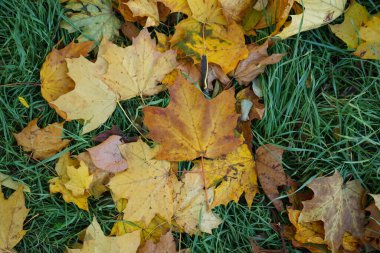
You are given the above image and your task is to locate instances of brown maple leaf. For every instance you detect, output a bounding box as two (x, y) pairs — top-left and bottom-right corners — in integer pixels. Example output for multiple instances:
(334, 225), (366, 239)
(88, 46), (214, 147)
(299, 171), (366, 251)
(143, 75), (242, 161)
(255, 144), (289, 211)
(13, 119), (70, 160)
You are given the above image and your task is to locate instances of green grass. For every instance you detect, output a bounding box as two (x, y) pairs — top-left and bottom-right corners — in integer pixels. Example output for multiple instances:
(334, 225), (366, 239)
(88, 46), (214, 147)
(1, 0), (379, 252)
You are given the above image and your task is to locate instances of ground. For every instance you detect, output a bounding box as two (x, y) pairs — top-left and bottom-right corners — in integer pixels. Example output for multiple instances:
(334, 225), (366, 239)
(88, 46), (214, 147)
(0, 0), (379, 252)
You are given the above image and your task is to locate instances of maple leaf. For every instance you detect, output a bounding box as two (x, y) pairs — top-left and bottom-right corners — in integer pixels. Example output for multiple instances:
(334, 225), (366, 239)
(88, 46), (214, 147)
(255, 144), (289, 211)
(51, 56), (117, 134)
(60, 0), (121, 42)
(288, 208), (361, 252)
(219, 0), (253, 23)
(13, 119), (70, 160)
(187, 0), (226, 25)
(0, 187), (29, 252)
(108, 139), (176, 225)
(126, 0), (160, 27)
(192, 144), (258, 208)
(67, 218), (141, 253)
(87, 135), (128, 173)
(275, 0), (348, 39)
(139, 231), (176, 253)
(40, 41), (94, 118)
(330, 1), (380, 59)
(49, 153), (91, 211)
(230, 40), (285, 85)
(330, 1), (371, 49)
(299, 171), (365, 251)
(64, 161), (94, 197)
(173, 173), (222, 234)
(170, 18), (248, 74)
(143, 75), (242, 161)
(100, 28), (177, 100)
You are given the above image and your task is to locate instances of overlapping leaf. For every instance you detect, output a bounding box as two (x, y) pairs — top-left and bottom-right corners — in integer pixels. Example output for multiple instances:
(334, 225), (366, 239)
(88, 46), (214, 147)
(143, 75), (242, 161)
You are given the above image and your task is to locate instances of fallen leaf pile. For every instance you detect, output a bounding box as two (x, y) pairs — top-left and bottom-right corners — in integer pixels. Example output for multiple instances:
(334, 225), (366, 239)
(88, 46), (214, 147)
(5, 0), (379, 252)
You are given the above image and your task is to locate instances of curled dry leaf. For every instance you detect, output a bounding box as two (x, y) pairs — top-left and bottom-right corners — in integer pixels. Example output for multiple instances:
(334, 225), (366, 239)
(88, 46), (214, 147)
(108, 139), (176, 225)
(40, 41), (94, 118)
(87, 135), (128, 173)
(0, 186), (29, 252)
(67, 218), (141, 253)
(138, 231), (176, 253)
(275, 0), (348, 39)
(173, 173), (222, 234)
(100, 28), (178, 100)
(299, 171), (365, 251)
(171, 18), (248, 74)
(192, 144), (258, 208)
(51, 56), (117, 134)
(143, 75), (242, 161)
(255, 144), (289, 211)
(13, 119), (70, 160)
(61, 0), (121, 42)
(231, 41), (285, 85)
(158, 0), (192, 16)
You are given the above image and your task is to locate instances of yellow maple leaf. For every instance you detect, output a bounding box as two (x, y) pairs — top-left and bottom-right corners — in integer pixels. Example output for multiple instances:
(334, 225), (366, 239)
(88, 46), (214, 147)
(108, 139), (176, 225)
(171, 18), (248, 73)
(64, 161), (94, 197)
(100, 28), (177, 100)
(51, 56), (117, 134)
(40, 41), (94, 118)
(276, 0), (348, 39)
(13, 119), (70, 160)
(49, 153), (91, 211)
(67, 218), (141, 253)
(192, 144), (258, 208)
(187, 0), (226, 25)
(0, 187), (29, 252)
(127, 0), (160, 26)
(173, 173), (222, 234)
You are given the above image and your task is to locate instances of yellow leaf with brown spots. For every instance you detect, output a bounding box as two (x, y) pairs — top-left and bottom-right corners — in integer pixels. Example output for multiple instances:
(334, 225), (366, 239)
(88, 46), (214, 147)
(171, 18), (248, 73)
(192, 144), (258, 208)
